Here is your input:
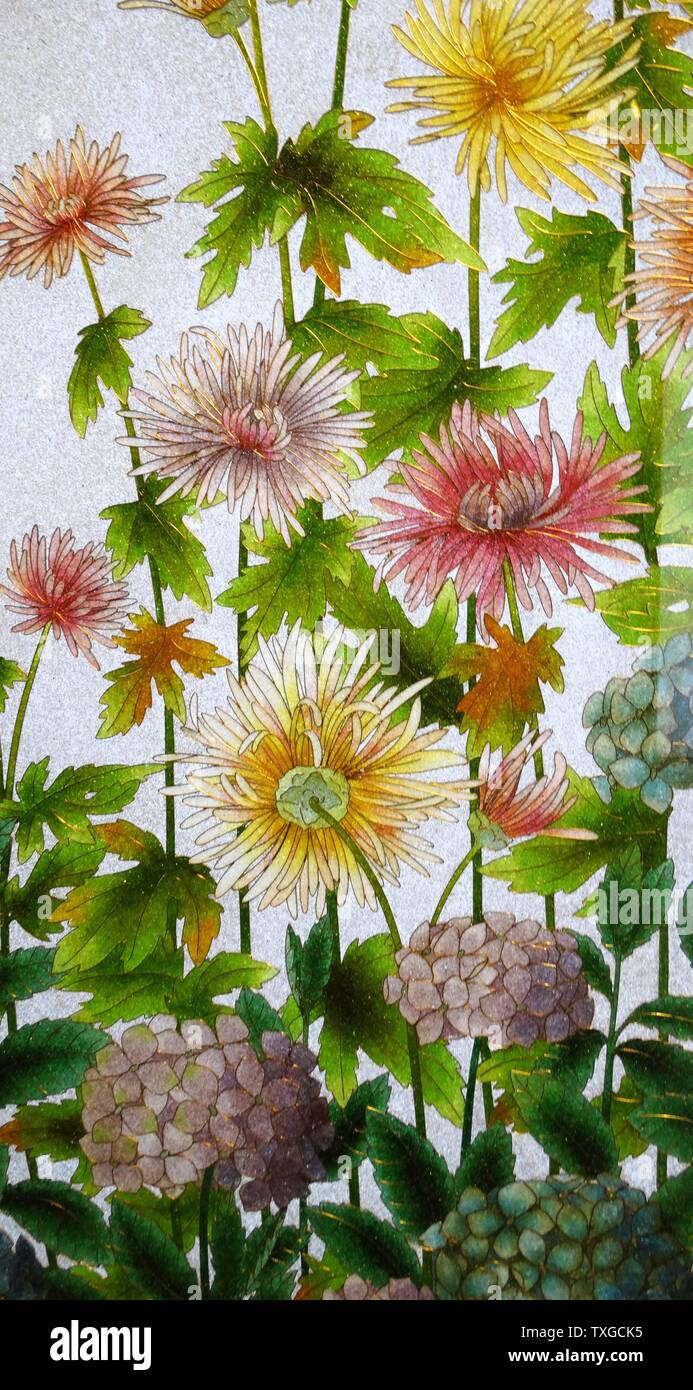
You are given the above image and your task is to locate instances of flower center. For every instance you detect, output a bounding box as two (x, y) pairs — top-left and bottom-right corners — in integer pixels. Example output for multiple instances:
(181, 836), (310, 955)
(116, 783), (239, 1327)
(458, 476), (538, 534)
(43, 192), (84, 226)
(276, 766), (350, 829)
(222, 402), (290, 462)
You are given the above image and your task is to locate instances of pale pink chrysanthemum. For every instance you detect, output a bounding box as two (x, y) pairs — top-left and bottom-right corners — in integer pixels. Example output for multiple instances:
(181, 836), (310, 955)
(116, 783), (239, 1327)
(0, 527), (129, 669)
(0, 127), (166, 288)
(473, 731), (597, 848)
(357, 400), (648, 637)
(615, 156), (693, 379)
(122, 304), (371, 543)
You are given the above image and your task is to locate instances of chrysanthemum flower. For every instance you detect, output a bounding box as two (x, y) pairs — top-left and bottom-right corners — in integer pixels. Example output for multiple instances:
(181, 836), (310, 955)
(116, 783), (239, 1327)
(118, 0), (228, 16)
(388, 0), (638, 201)
(472, 731), (596, 849)
(0, 128), (165, 288)
(615, 157), (693, 379)
(0, 527), (129, 668)
(171, 622), (473, 915)
(357, 400), (647, 637)
(123, 304), (371, 543)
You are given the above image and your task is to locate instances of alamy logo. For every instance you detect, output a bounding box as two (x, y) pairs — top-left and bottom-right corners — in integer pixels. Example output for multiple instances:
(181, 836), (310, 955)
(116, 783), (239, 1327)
(50, 1321), (152, 1371)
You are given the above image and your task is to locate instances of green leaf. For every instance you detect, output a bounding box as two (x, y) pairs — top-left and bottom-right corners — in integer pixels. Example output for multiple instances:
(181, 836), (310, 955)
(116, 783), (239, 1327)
(456, 1128), (515, 1196)
(0, 1100), (83, 1164)
(53, 826), (222, 974)
(510, 1074), (618, 1176)
(291, 299), (426, 376)
(243, 1209), (286, 1293)
(101, 477), (212, 612)
(309, 1203), (422, 1285)
(0, 1019), (104, 1105)
(114, 1187), (201, 1255)
(603, 1076), (649, 1162)
(68, 306), (151, 436)
(326, 554), (460, 728)
(483, 771), (664, 895)
(218, 512), (359, 662)
(201, 0), (249, 36)
(490, 208), (627, 355)
(109, 1199), (193, 1300)
(479, 1032), (606, 1132)
(617, 1039), (693, 1094)
(597, 853), (674, 959)
(604, 13), (693, 163)
(323, 1075), (391, 1180)
(578, 349), (693, 556)
(366, 1110), (453, 1237)
(620, 995), (693, 1041)
(0, 947), (57, 1007)
(320, 934), (464, 1124)
(584, 567), (693, 646)
(58, 944), (178, 1026)
(0, 657), (25, 713)
(171, 952), (278, 1018)
(181, 110), (483, 308)
(630, 1094), (693, 1160)
(570, 934), (613, 1002)
(236, 986), (288, 1056)
(285, 914), (333, 1019)
(656, 1166), (693, 1251)
(359, 312), (552, 469)
(0, 1180), (110, 1263)
(211, 1191), (247, 1300)
(4, 759), (161, 862)
(0, 1146), (8, 1200)
(7, 838), (107, 941)
(251, 1226), (301, 1302)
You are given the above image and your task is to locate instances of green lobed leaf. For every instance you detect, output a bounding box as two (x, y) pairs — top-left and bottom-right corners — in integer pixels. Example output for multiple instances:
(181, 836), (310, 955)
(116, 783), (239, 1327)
(0, 657), (25, 714)
(0, 1180), (110, 1263)
(7, 838), (107, 941)
(583, 567), (693, 647)
(68, 306), (151, 436)
(0, 1020), (105, 1106)
(656, 1166), (693, 1251)
(3, 759), (161, 863)
(0, 1100), (83, 1164)
(604, 13), (693, 165)
(109, 1199), (193, 1300)
(309, 1203), (422, 1285)
(101, 477), (212, 612)
(218, 513), (360, 662)
(366, 1110), (454, 1237)
(490, 207), (627, 355)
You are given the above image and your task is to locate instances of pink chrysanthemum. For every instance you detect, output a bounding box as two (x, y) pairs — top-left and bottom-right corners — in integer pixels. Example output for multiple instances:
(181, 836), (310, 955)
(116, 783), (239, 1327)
(615, 157), (693, 380)
(0, 127), (165, 288)
(0, 527), (129, 669)
(357, 400), (647, 636)
(473, 731), (596, 848)
(123, 304), (371, 543)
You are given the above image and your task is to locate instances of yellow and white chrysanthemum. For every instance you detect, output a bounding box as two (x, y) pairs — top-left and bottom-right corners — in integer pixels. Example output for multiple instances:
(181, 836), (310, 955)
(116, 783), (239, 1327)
(171, 622), (473, 915)
(388, 0), (639, 201)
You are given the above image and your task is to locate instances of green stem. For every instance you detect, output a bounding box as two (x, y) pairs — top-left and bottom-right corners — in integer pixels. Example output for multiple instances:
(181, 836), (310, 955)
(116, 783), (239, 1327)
(247, 0), (294, 323)
(601, 951), (622, 1125)
(460, 1037), (482, 1159)
(311, 798), (426, 1137)
(0, 625), (50, 1034)
(465, 596), (483, 921)
(431, 843), (477, 929)
(236, 530), (251, 955)
(233, 27), (271, 126)
(468, 188), (481, 370)
(327, 888), (340, 966)
(332, 0), (352, 110)
(199, 1166), (214, 1300)
(657, 915), (669, 1187)
(348, 1165), (361, 1208)
(170, 1200), (184, 1252)
(80, 255), (179, 953)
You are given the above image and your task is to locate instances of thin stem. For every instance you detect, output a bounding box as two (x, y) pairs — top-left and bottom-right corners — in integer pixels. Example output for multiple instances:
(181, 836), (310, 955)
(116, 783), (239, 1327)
(233, 27), (271, 126)
(348, 1165), (361, 1208)
(468, 187), (481, 370)
(1, 625), (50, 1035)
(311, 798), (426, 1137)
(601, 951), (622, 1125)
(327, 889), (340, 966)
(460, 1037), (482, 1159)
(431, 843), (477, 929)
(199, 1166), (214, 1300)
(278, 237), (295, 329)
(465, 595), (483, 921)
(657, 915), (670, 1187)
(170, 1200), (184, 1252)
(79, 251), (106, 320)
(332, 0), (352, 110)
(247, 0), (294, 320)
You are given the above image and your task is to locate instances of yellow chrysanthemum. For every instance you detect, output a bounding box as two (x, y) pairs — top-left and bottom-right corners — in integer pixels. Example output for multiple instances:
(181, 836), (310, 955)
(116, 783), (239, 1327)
(388, 0), (639, 201)
(172, 623), (473, 915)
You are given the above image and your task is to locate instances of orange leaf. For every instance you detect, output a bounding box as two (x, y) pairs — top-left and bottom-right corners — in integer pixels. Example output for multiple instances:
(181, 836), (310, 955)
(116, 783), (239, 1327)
(99, 608), (230, 737)
(445, 618), (564, 757)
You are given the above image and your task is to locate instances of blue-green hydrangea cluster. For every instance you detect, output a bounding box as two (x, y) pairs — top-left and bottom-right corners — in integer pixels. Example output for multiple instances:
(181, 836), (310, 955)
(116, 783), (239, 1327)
(425, 1176), (692, 1301)
(583, 634), (693, 813)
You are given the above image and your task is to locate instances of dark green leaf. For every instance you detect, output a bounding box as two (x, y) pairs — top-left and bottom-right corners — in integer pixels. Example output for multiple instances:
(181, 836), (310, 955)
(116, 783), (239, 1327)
(7, 838), (107, 941)
(366, 1110), (453, 1237)
(511, 1074), (618, 1176)
(0, 1100), (83, 1164)
(604, 13), (693, 164)
(309, 1203), (421, 1284)
(0, 947), (57, 1008)
(110, 1199), (193, 1300)
(323, 1075), (391, 1180)
(630, 1094), (693, 1161)
(211, 1190), (247, 1300)
(656, 1166), (693, 1250)
(570, 934), (613, 1002)
(456, 1128), (515, 1196)
(620, 995), (693, 1041)
(236, 987), (288, 1057)
(617, 1039), (693, 1094)
(0, 1020), (105, 1105)
(0, 1180), (110, 1263)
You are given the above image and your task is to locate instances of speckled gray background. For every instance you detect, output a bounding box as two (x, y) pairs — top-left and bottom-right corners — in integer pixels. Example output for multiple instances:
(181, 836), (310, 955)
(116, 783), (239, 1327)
(1, 0), (691, 1250)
